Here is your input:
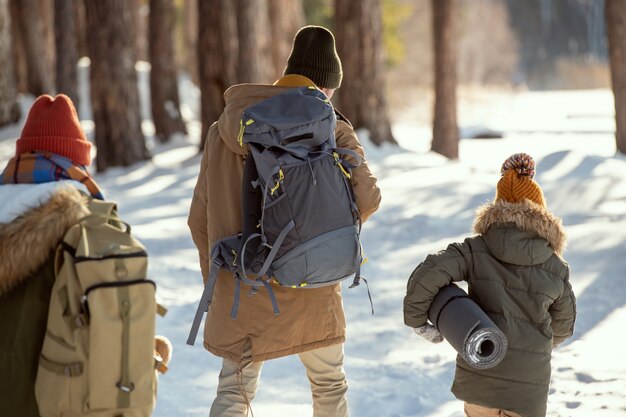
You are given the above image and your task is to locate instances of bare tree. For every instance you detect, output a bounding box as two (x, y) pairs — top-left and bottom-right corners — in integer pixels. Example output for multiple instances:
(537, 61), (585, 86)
(0, 0), (20, 127)
(54, 0), (78, 104)
(198, 0), (237, 150)
(236, 0), (272, 83)
(431, 0), (459, 159)
(149, 0), (186, 142)
(11, 0), (55, 95)
(267, 0), (305, 77)
(84, 0), (148, 172)
(335, 0), (396, 145)
(606, 0), (626, 155)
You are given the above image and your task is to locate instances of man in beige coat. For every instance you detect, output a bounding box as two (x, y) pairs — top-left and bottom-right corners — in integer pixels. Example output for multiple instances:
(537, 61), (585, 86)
(188, 26), (381, 417)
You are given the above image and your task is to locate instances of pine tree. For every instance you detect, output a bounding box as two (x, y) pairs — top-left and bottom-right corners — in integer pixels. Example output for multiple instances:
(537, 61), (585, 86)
(334, 0), (396, 145)
(84, 0), (149, 172)
(606, 0), (626, 155)
(431, 0), (459, 159)
(54, 0), (79, 105)
(197, 0), (237, 150)
(149, 0), (186, 142)
(0, 0), (20, 127)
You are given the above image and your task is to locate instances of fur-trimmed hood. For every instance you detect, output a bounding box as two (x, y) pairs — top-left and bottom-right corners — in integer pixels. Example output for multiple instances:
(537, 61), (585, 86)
(473, 200), (566, 264)
(0, 183), (90, 297)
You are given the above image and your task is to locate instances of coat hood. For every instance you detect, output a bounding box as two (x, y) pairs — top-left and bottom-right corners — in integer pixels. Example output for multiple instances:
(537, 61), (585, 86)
(472, 200), (566, 265)
(217, 83), (299, 156)
(0, 183), (89, 296)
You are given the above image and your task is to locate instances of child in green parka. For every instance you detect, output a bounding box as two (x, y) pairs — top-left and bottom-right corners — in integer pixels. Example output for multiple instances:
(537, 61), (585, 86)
(404, 153), (576, 417)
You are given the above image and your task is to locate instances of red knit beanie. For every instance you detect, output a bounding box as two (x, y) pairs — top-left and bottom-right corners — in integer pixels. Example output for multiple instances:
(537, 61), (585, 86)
(16, 94), (92, 166)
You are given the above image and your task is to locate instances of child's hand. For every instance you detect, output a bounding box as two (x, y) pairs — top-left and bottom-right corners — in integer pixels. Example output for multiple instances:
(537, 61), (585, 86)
(413, 324), (444, 343)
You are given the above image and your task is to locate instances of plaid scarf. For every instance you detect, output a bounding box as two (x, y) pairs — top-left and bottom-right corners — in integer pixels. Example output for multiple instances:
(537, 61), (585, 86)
(0, 152), (104, 200)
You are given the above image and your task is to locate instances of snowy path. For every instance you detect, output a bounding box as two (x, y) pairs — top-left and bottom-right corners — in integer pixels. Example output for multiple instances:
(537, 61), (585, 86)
(2, 88), (625, 417)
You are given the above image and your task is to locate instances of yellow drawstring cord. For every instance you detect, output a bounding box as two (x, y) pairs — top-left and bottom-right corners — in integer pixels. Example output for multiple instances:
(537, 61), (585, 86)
(270, 169), (284, 195)
(332, 152), (352, 179)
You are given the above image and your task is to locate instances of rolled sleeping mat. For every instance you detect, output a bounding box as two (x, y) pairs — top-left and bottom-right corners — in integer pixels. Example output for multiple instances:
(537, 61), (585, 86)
(428, 284), (508, 369)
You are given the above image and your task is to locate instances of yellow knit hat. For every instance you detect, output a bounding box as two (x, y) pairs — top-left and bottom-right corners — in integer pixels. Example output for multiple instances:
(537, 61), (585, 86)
(495, 153), (545, 207)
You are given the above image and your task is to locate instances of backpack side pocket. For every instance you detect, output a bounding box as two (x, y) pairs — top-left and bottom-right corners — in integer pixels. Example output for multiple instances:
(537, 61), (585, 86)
(84, 279), (157, 412)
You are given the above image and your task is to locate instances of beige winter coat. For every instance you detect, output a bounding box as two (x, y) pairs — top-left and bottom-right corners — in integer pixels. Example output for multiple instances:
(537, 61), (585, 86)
(188, 81), (381, 363)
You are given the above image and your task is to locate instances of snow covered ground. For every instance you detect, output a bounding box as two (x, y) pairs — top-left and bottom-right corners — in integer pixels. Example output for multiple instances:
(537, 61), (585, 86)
(1, 79), (625, 417)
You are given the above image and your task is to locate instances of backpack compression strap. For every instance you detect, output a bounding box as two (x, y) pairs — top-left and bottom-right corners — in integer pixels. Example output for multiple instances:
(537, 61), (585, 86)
(229, 220), (294, 319)
(187, 260), (221, 346)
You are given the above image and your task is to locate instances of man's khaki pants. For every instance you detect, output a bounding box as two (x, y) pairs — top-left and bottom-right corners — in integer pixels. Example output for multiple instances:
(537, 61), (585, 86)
(464, 402), (523, 417)
(209, 342), (348, 417)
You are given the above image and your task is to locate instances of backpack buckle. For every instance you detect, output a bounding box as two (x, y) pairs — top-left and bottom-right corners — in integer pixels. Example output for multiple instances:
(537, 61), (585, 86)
(116, 382), (135, 393)
(64, 363), (83, 377)
(74, 313), (89, 328)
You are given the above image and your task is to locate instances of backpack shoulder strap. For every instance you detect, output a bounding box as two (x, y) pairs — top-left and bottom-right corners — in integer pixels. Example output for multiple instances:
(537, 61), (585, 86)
(334, 108), (352, 126)
(239, 152), (263, 271)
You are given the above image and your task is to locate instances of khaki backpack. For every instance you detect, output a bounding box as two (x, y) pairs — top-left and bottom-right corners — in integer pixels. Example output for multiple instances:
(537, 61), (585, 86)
(35, 199), (162, 417)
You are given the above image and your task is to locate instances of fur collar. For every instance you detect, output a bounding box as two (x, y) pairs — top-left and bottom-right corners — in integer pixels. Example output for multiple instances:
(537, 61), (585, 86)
(473, 200), (567, 257)
(0, 185), (89, 297)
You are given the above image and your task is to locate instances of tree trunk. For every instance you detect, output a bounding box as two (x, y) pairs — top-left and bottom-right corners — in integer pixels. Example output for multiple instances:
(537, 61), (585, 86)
(84, 0), (148, 172)
(73, 0), (88, 58)
(198, 0), (237, 150)
(0, 0), (21, 127)
(11, 0), (55, 95)
(236, 0), (271, 83)
(149, 0), (186, 142)
(267, 0), (304, 77)
(183, 0), (198, 84)
(606, 0), (626, 155)
(431, 0), (459, 159)
(54, 0), (79, 105)
(9, 0), (27, 93)
(335, 0), (396, 145)
(130, 0), (149, 61)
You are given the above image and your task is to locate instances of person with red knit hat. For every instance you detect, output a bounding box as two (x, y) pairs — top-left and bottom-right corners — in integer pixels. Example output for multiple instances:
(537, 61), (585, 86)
(0, 94), (104, 416)
(404, 153), (576, 417)
(0, 94), (103, 199)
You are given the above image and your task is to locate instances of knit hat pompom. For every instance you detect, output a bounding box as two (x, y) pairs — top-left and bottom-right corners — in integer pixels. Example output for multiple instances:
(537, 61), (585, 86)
(284, 25), (343, 89)
(496, 153), (545, 207)
(500, 153), (536, 178)
(16, 94), (92, 166)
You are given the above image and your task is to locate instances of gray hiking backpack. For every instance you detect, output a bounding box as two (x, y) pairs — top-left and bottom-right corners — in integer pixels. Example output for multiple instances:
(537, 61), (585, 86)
(187, 86), (369, 346)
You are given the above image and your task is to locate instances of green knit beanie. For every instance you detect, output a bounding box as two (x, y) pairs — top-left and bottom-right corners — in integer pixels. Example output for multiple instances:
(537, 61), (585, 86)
(284, 25), (343, 89)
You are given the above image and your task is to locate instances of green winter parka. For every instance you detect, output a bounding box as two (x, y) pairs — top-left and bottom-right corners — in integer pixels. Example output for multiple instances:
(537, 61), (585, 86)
(404, 200), (576, 417)
(0, 184), (89, 417)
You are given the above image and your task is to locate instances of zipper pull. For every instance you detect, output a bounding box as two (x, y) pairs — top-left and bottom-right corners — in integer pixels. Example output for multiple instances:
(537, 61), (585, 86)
(238, 118), (255, 147)
(237, 119), (244, 147)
